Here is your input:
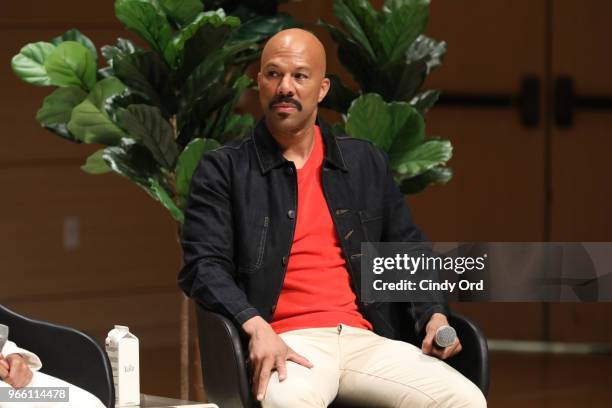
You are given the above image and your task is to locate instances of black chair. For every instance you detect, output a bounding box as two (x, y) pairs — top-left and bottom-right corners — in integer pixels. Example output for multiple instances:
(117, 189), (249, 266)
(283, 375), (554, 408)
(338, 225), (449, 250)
(0, 304), (115, 408)
(196, 304), (489, 408)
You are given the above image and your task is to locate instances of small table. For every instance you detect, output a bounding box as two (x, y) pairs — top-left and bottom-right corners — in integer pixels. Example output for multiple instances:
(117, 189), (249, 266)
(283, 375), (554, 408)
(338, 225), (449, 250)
(120, 394), (219, 407)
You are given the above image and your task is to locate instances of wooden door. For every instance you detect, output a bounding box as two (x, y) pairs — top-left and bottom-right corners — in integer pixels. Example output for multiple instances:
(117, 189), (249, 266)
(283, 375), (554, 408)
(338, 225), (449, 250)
(548, 0), (612, 342)
(411, 0), (549, 340)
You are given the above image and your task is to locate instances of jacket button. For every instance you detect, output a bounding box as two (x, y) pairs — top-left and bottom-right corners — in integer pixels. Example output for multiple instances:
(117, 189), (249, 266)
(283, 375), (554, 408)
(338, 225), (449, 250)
(287, 209), (296, 219)
(285, 167), (294, 175)
(282, 256), (288, 266)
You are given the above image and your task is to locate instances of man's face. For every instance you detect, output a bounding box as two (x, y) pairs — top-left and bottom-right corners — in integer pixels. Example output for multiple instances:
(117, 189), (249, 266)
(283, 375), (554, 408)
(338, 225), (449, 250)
(257, 36), (329, 130)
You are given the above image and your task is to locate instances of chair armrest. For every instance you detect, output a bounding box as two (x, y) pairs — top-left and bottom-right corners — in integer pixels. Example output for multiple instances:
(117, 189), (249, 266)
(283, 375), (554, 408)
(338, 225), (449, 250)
(447, 312), (489, 396)
(195, 304), (256, 408)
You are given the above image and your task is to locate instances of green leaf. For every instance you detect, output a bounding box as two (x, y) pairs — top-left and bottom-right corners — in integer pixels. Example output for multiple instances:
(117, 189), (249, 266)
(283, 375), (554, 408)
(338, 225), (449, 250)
(319, 73), (358, 114)
(346, 93), (421, 151)
(399, 166), (452, 194)
(11, 42), (56, 86)
(406, 35), (447, 73)
(101, 38), (140, 65)
(178, 82), (235, 144)
(104, 89), (150, 119)
(228, 15), (295, 46)
(222, 114), (254, 141)
(385, 58), (427, 101)
(178, 10), (239, 77)
(393, 139), (452, 177)
(113, 51), (173, 114)
(102, 139), (184, 223)
(44, 41), (97, 90)
(318, 19), (375, 89)
(386, 104), (425, 165)
(332, 0), (376, 60)
(383, 0), (430, 19)
(148, 177), (184, 223)
(117, 104), (179, 169)
(224, 14), (298, 67)
(69, 100), (126, 145)
(159, 0), (203, 27)
(68, 77), (128, 145)
(175, 138), (220, 206)
(51, 28), (98, 62)
(181, 50), (227, 103)
(378, 2), (429, 65)
(35, 86), (87, 142)
(102, 138), (160, 187)
(115, 0), (177, 66)
(208, 74), (253, 142)
(81, 149), (112, 174)
(344, 0), (379, 43)
(173, 9), (239, 55)
(410, 89), (439, 114)
(173, 9), (240, 54)
(36, 86), (87, 124)
(88, 76), (129, 109)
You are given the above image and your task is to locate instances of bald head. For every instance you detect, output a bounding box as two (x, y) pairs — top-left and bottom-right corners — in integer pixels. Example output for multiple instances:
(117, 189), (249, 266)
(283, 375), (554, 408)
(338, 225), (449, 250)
(257, 28), (331, 132)
(261, 28), (327, 77)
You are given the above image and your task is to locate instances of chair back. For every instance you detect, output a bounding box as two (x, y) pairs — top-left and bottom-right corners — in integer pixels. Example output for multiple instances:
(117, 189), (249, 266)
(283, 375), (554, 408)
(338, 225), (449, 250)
(0, 304), (115, 408)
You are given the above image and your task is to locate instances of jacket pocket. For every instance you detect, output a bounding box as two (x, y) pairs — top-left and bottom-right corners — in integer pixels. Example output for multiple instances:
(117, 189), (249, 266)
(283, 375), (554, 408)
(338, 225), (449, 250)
(359, 207), (384, 242)
(238, 216), (269, 274)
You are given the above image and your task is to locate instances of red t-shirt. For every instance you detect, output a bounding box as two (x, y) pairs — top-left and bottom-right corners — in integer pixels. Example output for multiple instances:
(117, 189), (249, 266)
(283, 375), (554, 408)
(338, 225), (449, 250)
(270, 126), (373, 334)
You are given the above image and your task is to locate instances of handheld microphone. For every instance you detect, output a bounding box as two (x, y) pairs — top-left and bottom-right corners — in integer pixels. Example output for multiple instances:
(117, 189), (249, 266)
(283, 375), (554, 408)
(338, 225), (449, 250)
(434, 325), (456, 348)
(0, 324), (8, 353)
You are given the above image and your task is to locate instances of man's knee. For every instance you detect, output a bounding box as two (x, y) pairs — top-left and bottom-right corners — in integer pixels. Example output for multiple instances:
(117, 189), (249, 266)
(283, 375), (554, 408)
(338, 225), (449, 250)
(438, 378), (487, 408)
(262, 377), (327, 408)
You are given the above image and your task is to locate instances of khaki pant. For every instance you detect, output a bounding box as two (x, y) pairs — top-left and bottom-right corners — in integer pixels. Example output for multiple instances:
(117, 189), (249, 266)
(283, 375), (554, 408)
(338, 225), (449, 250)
(262, 324), (486, 408)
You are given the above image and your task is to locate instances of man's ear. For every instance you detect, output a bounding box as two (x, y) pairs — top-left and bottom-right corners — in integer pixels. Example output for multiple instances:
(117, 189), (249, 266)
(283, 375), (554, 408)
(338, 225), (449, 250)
(318, 77), (331, 103)
(257, 71), (262, 88)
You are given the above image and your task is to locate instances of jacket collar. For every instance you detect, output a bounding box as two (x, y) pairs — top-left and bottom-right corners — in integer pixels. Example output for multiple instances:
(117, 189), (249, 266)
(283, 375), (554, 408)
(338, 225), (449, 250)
(251, 114), (348, 175)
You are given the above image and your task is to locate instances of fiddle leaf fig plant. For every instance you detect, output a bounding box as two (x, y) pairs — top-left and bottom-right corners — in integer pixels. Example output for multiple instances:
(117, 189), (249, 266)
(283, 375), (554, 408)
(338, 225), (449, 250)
(11, 0), (296, 223)
(320, 0), (452, 194)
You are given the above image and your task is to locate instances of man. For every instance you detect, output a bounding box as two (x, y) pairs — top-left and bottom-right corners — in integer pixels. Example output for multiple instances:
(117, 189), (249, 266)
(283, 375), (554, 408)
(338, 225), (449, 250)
(0, 340), (105, 408)
(179, 28), (486, 407)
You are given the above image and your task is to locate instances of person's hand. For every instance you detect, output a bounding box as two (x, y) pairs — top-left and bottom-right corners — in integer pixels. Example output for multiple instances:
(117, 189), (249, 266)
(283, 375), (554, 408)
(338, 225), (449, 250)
(0, 354), (9, 380)
(1, 354), (33, 388)
(242, 316), (313, 401)
(421, 313), (462, 360)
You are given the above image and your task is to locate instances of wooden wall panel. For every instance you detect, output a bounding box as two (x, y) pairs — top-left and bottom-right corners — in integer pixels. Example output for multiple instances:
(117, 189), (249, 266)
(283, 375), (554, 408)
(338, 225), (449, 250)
(2, 291), (182, 349)
(426, 0), (547, 93)
(1, 2), (118, 26)
(410, 108), (546, 242)
(0, 166), (181, 299)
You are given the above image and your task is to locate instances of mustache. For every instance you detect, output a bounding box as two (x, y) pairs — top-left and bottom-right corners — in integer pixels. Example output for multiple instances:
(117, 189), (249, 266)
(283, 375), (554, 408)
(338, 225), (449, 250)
(269, 96), (302, 111)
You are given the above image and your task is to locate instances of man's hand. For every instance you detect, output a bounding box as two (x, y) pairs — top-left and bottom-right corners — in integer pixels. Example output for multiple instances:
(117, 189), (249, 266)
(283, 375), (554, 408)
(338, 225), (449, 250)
(0, 354), (9, 380)
(421, 313), (462, 360)
(0, 354), (33, 388)
(242, 316), (313, 401)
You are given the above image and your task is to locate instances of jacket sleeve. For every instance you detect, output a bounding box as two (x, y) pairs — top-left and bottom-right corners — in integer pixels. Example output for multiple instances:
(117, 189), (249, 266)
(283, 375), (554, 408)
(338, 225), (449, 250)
(1, 340), (43, 372)
(375, 145), (450, 335)
(178, 150), (260, 327)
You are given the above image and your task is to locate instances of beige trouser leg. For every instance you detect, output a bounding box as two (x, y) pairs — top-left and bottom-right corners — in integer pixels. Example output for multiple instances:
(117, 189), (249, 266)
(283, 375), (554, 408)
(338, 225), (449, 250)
(262, 324), (486, 408)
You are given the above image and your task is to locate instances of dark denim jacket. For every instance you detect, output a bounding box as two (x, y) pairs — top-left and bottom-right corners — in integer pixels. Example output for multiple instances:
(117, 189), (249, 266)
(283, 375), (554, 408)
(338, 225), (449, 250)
(178, 116), (448, 340)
